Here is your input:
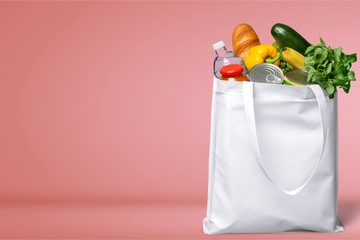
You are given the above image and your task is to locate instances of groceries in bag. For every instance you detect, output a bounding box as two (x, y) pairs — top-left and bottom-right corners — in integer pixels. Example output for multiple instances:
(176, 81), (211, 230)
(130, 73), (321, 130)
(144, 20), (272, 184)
(220, 64), (248, 81)
(232, 23), (261, 59)
(249, 63), (284, 84)
(271, 23), (311, 56)
(212, 40), (245, 78)
(243, 44), (281, 71)
(281, 47), (306, 70)
(271, 23), (357, 97)
(283, 70), (309, 86)
(211, 22), (357, 98)
(304, 38), (357, 98)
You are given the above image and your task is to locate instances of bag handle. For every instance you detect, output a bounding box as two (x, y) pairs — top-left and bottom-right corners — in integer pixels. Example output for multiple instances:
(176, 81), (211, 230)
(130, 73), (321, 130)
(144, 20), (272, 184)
(243, 81), (327, 196)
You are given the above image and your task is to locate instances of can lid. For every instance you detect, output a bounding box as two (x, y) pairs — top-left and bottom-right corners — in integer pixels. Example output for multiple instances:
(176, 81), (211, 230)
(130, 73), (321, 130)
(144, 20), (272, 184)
(220, 64), (243, 77)
(285, 70), (308, 85)
(212, 41), (225, 50)
(249, 63), (284, 84)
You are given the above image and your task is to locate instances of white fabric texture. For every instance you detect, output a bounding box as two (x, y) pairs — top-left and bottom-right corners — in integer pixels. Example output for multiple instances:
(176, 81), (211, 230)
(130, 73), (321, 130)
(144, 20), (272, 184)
(203, 77), (344, 234)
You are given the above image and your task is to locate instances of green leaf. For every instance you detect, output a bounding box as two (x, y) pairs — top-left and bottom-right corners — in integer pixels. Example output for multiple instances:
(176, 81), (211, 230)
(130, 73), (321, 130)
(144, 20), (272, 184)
(305, 56), (316, 66)
(313, 48), (328, 63)
(320, 37), (326, 46)
(339, 65), (348, 74)
(307, 68), (315, 81)
(347, 53), (357, 63)
(334, 74), (347, 86)
(305, 45), (316, 55)
(343, 82), (351, 93)
(333, 64), (347, 75)
(318, 81), (327, 90)
(326, 83), (335, 96)
(319, 51), (328, 63)
(347, 71), (356, 81)
(325, 63), (332, 74)
(343, 62), (351, 70)
(335, 73), (346, 81)
(334, 47), (342, 62)
(314, 47), (323, 57)
(313, 73), (323, 82)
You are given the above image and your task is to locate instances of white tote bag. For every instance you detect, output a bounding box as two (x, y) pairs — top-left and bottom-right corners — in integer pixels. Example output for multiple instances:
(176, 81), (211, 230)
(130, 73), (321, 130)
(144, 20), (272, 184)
(203, 77), (344, 234)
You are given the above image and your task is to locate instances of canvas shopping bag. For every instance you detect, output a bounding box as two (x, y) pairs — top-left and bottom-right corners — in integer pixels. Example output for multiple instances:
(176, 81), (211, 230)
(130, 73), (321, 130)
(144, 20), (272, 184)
(203, 77), (344, 234)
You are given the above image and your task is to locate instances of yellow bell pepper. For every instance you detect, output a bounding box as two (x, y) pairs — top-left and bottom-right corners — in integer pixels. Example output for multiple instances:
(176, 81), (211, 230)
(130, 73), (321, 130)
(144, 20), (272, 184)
(244, 44), (281, 71)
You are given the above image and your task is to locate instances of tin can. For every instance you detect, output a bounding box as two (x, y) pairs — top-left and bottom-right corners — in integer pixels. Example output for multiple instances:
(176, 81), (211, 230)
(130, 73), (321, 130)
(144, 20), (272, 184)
(248, 63), (284, 84)
(284, 69), (309, 86)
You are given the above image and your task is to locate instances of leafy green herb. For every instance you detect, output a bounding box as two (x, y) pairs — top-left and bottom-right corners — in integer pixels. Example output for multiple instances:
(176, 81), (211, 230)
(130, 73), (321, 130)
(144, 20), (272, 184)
(304, 38), (357, 98)
(279, 59), (294, 73)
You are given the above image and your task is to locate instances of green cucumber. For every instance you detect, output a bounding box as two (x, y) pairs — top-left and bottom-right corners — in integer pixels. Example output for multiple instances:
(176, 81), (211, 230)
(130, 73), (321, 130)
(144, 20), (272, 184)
(271, 23), (311, 55)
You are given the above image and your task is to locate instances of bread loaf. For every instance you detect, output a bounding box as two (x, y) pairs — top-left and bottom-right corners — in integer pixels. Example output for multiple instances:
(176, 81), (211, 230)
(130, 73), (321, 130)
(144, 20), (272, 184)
(232, 23), (260, 59)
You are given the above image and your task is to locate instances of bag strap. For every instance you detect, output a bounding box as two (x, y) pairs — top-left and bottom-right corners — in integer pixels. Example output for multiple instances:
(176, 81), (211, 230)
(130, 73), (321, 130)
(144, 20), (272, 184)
(243, 81), (327, 196)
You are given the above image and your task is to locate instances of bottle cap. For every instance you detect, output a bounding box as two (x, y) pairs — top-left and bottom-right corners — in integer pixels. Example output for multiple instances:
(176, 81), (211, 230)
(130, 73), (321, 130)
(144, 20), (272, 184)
(212, 41), (225, 51)
(220, 64), (244, 77)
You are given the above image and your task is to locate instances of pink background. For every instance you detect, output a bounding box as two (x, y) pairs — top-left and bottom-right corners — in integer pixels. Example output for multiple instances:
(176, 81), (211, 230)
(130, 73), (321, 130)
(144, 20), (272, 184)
(0, 1), (359, 239)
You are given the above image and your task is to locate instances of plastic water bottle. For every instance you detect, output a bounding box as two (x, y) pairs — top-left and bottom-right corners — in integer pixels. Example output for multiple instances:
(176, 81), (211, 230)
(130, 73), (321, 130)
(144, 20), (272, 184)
(212, 41), (244, 78)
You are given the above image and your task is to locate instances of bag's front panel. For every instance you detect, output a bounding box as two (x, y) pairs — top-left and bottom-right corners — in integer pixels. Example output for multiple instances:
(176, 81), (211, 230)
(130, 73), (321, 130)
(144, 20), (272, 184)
(254, 95), (322, 191)
(204, 79), (341, 234)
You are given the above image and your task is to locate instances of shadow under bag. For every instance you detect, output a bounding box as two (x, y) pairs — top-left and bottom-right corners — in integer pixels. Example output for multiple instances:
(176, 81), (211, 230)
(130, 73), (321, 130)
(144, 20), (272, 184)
(203, 78), (344, 234)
